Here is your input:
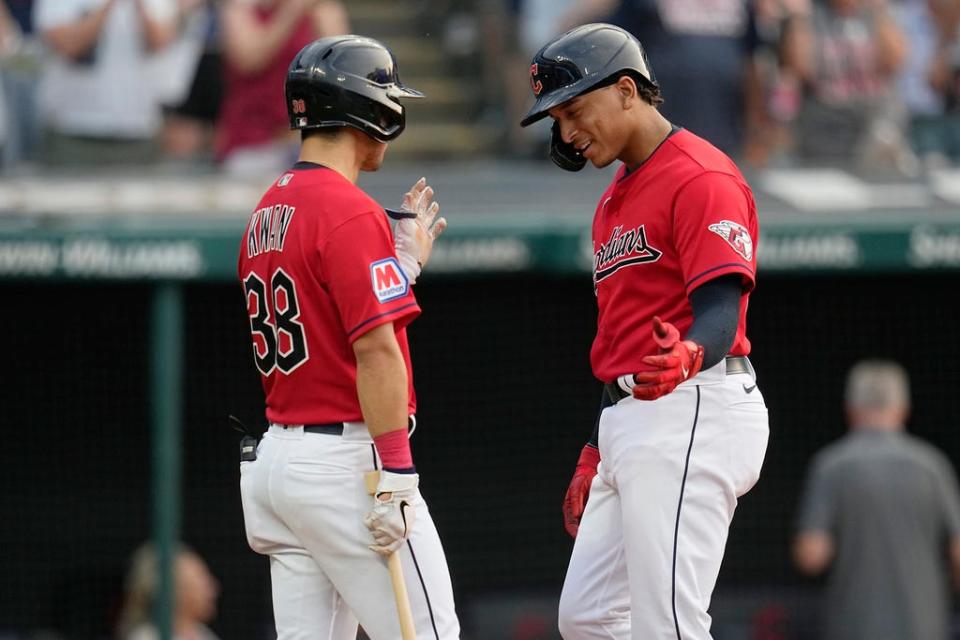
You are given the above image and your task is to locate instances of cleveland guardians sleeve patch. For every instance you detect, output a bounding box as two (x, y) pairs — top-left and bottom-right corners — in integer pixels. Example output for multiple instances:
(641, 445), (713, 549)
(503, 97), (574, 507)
(370, 258), (410, 303)
(707, 220), (753, 261)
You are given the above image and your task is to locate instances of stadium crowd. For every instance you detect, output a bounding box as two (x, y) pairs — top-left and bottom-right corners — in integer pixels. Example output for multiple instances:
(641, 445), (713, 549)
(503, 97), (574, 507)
(0, 0), (957, 177)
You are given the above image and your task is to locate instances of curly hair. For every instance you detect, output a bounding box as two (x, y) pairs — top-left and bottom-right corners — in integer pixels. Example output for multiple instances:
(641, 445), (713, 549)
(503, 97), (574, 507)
(608, 72), (664, 107)
(638, 83), (664, 108)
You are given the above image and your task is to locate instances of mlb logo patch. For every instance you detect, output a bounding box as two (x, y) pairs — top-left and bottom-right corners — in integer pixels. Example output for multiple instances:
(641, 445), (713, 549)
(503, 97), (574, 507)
(370, 258), (409, 303)
(278, 173), (294, 187)
(708, 220), (754, 261)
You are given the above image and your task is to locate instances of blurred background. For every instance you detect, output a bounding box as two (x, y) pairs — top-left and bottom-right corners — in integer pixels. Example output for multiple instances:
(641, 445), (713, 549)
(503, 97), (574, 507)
(2, 0), (960, 638)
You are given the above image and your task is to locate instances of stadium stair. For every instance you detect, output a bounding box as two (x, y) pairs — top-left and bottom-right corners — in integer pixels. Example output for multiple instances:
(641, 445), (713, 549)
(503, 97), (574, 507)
(349, 0), (498, 158)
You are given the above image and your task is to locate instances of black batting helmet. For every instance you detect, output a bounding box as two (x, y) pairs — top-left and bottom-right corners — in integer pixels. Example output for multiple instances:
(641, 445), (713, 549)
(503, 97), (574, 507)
(286, 35), (423, 143)
(520, 23), (657, 128)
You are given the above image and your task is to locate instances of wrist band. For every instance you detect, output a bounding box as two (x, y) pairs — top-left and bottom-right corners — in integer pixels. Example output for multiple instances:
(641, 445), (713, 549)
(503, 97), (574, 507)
(374, 428), (413, 471)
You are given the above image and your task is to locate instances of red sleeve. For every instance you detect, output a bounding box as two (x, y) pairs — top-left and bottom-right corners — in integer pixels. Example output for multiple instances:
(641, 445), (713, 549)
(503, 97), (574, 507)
(321, 211), (420, 343)
(673, 172), (758, 296)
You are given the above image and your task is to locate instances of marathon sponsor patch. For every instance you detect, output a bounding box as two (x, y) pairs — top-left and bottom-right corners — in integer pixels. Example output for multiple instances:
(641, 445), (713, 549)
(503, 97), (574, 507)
(708, 220), (753, 261)
(370, 257), (409, 303)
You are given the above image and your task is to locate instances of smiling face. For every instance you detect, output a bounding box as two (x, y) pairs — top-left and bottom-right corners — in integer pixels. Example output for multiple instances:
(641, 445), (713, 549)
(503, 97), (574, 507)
(547, 76), (642, 169)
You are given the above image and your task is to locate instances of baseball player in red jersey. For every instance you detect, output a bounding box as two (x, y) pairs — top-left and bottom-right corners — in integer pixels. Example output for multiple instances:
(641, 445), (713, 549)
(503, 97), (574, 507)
(237, 36), (460, 639)
(521, 24), (770, 640)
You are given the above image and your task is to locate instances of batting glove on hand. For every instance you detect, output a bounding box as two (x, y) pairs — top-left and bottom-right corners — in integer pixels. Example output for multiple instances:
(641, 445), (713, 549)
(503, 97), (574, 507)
(363, 471), (419, 556)
(632, 316), (704, 401)
(394, 177), (447, 284)
(562, 444), (600, 538)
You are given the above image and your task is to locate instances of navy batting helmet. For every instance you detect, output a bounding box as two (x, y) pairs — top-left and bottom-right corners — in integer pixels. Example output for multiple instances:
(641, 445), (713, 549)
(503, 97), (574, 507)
(521, 23), (657, 127)
(286, 35), (423, 143)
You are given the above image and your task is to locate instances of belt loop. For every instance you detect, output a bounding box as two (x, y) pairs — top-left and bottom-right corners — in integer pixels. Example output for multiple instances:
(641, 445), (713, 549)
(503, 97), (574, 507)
(723, 356), (756, 381)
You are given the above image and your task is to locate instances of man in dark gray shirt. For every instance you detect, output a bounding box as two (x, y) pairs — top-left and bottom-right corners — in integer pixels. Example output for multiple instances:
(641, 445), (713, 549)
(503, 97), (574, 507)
(794, 359), (960, 640)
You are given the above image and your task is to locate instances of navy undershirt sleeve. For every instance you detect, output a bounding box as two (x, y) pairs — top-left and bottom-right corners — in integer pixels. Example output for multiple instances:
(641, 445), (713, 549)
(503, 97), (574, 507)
(686, 274), (743, 369)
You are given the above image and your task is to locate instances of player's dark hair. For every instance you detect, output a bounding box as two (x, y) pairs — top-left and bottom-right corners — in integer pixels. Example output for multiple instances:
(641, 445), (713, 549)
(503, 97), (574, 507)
(622, 72), (663, 107)
(637, 83), (663, 107)
(603, 72), (663, 107)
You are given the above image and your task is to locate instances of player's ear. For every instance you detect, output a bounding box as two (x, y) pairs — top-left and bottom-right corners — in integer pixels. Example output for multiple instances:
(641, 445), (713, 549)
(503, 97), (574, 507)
(616, 75), (638, 110)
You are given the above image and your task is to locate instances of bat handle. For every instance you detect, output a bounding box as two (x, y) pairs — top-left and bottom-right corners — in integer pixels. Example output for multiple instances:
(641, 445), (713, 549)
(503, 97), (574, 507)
(388, 551), (417, 640)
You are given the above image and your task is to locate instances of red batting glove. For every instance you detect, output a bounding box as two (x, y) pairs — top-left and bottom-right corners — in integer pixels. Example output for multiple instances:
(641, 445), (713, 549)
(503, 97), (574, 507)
(562, 445), (600, 538)
(632, 316), (705, 401)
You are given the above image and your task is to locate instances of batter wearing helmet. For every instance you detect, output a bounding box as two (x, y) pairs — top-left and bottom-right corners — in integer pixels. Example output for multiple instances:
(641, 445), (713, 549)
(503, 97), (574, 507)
(237, 35), (460, 639)
(521, 24), (770, 639)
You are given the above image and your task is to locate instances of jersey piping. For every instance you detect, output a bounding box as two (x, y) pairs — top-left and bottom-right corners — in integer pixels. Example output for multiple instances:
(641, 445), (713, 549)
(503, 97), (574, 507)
(347, 302), (420, 338)
(685, 262), (755, 292)
(672, 386), (702, 640)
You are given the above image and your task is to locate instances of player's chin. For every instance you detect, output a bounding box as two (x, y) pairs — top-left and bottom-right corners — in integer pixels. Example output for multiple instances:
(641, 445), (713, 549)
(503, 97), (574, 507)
(586, 144), (615, 169)
(361, 152), (386, 172)
(591, 152), (617, 169)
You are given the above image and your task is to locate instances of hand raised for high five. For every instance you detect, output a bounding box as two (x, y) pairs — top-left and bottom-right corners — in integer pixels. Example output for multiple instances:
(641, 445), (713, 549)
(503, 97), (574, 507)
(393, 177), (447, 284)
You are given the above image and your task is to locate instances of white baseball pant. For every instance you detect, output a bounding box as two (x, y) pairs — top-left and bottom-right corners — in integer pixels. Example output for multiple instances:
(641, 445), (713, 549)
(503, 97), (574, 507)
(558, 359), (769, 639)
(240, 423), (460, 640)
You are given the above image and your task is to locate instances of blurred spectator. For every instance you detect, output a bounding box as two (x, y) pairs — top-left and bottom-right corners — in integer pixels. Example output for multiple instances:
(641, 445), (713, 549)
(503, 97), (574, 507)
(34, 0), (180, 166)
(930, 0), (960, 112)
(0, 3), (14, 151)
(891, 0), (949, 158)
(781, 0), (916, 173)
(794, 360), (960, 640)
(892, 0), (960, 165)
(215, 0), (347, 179)
(0, 0), (43, 170)
(117, 543), (221, 640)
(155, 0), (223, 165)
(742, 0), (810, 167)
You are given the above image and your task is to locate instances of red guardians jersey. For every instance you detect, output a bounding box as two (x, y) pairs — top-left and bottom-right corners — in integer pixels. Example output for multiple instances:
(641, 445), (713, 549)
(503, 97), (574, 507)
(238, 163), (420, 425)
(590, 129), (758, 383)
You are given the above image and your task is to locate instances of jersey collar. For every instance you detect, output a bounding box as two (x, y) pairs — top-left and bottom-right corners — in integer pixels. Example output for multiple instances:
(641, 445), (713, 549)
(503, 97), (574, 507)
(291, 161), (330, 171)
(619, 124), (682, 182)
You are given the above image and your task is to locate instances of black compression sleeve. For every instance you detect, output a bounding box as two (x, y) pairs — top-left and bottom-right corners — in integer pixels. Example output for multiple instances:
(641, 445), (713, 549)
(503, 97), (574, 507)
(686, 274), (743, 369)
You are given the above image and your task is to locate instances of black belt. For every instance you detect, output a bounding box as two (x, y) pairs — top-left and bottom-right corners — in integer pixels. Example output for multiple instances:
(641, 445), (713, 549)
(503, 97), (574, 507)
(304, 423), (344, 435)
(604, 356), (754, 404)
(298, 415), (416, 436)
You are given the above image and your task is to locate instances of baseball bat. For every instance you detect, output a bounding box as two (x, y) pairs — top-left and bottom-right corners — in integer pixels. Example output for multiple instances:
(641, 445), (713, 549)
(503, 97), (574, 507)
(365, 470), (417, 640)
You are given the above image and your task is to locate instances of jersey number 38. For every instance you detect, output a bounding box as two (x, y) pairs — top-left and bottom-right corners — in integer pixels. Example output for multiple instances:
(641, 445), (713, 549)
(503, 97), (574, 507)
(243, 269), (309, 376)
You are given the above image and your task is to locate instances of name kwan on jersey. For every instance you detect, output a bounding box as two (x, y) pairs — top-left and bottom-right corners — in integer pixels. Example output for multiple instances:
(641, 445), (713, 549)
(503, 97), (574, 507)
(247, 204), (296, 258)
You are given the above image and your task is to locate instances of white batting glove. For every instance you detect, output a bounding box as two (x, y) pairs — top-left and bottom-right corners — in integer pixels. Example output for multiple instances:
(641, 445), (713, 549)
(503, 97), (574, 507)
(394, 177), (447, 284)
(363, 471), (419, 556)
